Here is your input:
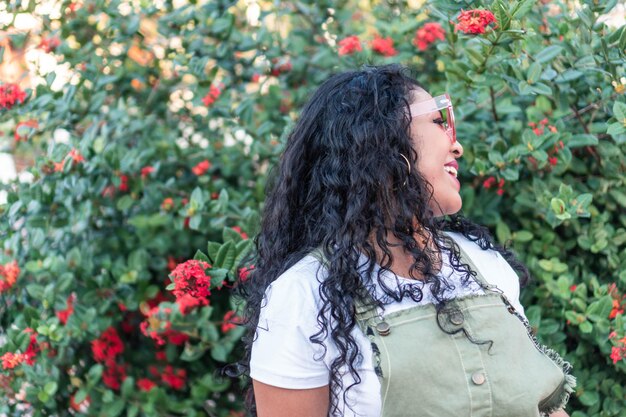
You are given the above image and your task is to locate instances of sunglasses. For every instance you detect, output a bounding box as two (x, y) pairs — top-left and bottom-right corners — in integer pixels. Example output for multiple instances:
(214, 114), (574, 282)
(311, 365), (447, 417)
(408, 93), (456, 143)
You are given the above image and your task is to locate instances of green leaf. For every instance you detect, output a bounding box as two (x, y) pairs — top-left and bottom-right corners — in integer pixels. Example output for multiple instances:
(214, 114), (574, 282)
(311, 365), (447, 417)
(223, 226), (244, 243)
(579, 390), (600, 406)
(26, 284), (44, 299)
(116, 195), (135, 211)
(511, 0), (535, 19)
(579, 321), (593, 333)
(44, 381), (58, 396)
(527, 62), (542, 84)
(614, 101), (626, 121)
(530, 82), (552, 96)
(535, 45), (563, 63)
(215, 241), (236, 270)
(193, 250), (211, 263)
(586, 296), (613, 322)
(513, 230), (533, 242)
(105, 399), (126, 417)
(550, 198), (566, 215)
(607, 122), (626, 136)
(568, 134), (598, 147)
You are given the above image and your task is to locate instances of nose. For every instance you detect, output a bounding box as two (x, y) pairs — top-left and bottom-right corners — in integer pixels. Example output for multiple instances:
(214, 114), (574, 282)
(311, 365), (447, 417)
(451, 140), (463, 158)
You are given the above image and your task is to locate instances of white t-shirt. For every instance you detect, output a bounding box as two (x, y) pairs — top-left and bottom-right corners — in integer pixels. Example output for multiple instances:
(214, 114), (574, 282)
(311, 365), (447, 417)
(250, 232), (525, 416)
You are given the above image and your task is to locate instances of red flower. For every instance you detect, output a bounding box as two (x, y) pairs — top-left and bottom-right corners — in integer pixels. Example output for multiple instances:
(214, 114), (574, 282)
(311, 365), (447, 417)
(231, 226), (249, 240)
(533, 127), (544, 136)
(1, 352), (27, 369)
(69, 393), (90, 413)
(569, 284), (577, 292)
(56, 294), (76, 325)
(14, 119), (38, 142)
(610, 299), (624, 319)
(413, 22), (445, 51)
(23, 329), (39, 365)
(549, 157), (558, 167)
(371, 36), (397, 57)
(238, 265), (254, 282)
(166, 330), (189, 345)
(482, 176), (496, 189)
(161, 198), (174, 211)
(141, 166), (155, 178)
(192, 160), (211, 176)
(177, 293), (208, 315)
(162, 365), (186, 390)
(91, 327), (124, 363)
(102, 362), (127, 390)
(68, 149), (85, 163)
(170, 260), (212, 300)
(0, 83), (27, 110)
(118, 174), (129, 192)
(155, 350), (167, 361)
(251, 73), (260, 83)
(496, 188), (504, 196)
(137, 378), (157, 392)
(455, 9), (498, 35)
(611, 346), (623, 364)
(221, 310), (239, 333)
(0, 260), (20, 293)
(101, 185), (116, 198)
(202, 85), (221, 107)
(337, 35), (362, 56)
(271, 59), (292, 76)
(38, 36), (61, 53)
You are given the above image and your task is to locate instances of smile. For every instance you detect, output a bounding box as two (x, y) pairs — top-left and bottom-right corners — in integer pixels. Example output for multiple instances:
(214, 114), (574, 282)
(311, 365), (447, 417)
(443, 165), (458, 178)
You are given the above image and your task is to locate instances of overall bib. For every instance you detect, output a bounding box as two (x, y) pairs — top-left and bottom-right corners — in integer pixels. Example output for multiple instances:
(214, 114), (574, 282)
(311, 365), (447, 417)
(312, 243), (575, 417)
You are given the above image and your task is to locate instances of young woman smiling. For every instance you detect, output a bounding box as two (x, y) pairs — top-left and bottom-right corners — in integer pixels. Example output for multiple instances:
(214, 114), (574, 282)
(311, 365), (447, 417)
(236, 65), (575, 417)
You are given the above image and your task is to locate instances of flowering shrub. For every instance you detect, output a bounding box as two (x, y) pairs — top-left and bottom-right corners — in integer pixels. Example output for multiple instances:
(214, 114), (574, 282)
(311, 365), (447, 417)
(0, 0), (625, 416)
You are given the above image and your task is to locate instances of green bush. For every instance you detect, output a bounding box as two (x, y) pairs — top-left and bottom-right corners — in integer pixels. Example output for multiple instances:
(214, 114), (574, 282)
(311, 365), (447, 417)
(1, 0), (625, 416)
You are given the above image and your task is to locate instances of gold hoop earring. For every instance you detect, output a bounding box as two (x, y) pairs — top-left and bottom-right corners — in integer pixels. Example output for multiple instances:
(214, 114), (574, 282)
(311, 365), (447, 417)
(400, 153), (411, 186)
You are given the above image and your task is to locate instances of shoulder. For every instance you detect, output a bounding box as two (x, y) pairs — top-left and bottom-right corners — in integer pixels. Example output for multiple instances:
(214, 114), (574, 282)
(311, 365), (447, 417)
(261, 254), (327, 323)
(444, 231), (525, 313)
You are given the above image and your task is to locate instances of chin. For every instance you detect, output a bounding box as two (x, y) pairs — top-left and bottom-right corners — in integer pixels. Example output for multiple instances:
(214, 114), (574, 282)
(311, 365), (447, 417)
(431, 198), (462, 217)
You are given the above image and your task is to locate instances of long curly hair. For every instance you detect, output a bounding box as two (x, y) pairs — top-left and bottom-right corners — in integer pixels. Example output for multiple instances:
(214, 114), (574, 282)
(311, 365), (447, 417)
(234, 64), (529, 415)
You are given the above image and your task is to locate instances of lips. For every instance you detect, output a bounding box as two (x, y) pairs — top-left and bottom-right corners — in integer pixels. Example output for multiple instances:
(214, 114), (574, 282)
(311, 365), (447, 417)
(443, 160), (459, 178)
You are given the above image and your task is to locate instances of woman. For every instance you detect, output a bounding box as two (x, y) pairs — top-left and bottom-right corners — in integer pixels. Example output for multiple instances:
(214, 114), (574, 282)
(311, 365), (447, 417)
(237, 65), (575, 416)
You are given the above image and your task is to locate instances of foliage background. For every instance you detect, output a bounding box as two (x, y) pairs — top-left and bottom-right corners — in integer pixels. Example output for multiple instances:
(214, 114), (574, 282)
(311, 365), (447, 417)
(1, 0), (625, 416)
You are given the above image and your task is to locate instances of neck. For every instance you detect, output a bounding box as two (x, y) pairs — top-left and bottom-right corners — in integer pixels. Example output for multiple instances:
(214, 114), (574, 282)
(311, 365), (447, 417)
(371, 228), (442, 280)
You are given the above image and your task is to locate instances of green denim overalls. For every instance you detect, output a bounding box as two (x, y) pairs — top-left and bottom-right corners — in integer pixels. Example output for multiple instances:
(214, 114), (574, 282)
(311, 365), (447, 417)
(312, 243), (575, 417)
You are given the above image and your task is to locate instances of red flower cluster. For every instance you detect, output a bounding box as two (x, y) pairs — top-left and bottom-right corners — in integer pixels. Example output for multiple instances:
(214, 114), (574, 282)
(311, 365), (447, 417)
(116, 174), (128, 192)
(140, 305), (190, 345)
(202, 85), (221, 107)
(1, 352), (27, 369)
(102, 362), (127, 390)
(137, 378), (157, 392)
(56, 294), (76, 325)
(0, 260), (20, 293)
(371, 36), (397, 57)
(69, 393), (90, 413)
(0, 328), (39, 370)
(91, 327), (124, 362)
(413, 22), (445, 51)
(238, 265), (254, 282)
(38, 36), (61, 53)
(162, 365), (187, 390)
(609, 284), (625, 319)
(141, 165), (155, 179)
(251, 73), (260, 83)
(610, 331), (626, 364)
(170, 260), (212, 300)
(14, 119), (38, 142)
(192, 159), (211, 176)
(271, 59), (292, 76)
(54, 149), (85, 173)
(455, 9), (498, 35)
(0, 83), (27, 110)
(482, 176), (505, 195)
(177, 293), (208, 315)
(221, 310), (239, 333)
(338, 35), (362, 56)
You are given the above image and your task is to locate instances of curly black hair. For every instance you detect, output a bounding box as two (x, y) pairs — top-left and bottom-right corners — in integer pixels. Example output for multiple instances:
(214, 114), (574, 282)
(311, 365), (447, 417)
(234, 64), (530, 415)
